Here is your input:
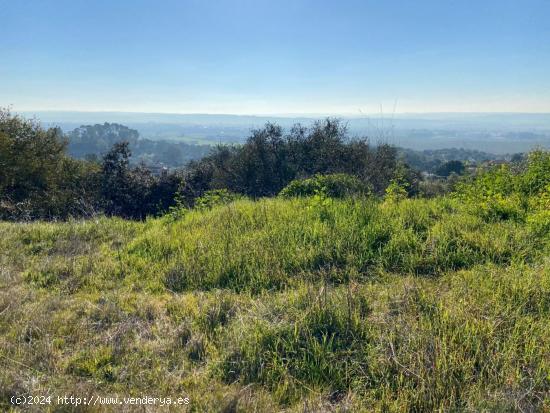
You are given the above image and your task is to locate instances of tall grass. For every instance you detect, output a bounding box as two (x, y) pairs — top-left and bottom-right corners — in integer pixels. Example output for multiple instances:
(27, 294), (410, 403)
(0, 193), (548, 411)
(121, 196), (542, 293)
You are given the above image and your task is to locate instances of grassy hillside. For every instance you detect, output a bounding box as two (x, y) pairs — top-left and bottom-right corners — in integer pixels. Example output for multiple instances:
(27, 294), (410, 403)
(1, 194), (549, 411)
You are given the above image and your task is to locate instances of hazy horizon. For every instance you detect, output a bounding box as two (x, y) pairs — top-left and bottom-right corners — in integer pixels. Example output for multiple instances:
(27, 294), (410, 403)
(17, 109), (550, 117)
(17, 109), (550, 155)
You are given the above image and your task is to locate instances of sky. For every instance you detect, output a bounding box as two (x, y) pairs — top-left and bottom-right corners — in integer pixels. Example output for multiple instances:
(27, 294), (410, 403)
(1, 0), (549, 115)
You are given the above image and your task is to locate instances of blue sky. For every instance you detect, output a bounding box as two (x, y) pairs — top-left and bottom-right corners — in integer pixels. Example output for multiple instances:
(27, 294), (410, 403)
(1, 0), (549, 114)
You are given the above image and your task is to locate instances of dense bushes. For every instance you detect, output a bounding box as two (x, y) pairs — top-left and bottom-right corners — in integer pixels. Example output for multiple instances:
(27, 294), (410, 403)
(0, 111), (101, 219)
(435, 160), (465, 177)
(194, 189), (243, 210)
(179, 119), (418, 203)
(454, 150), (550, 223)
(279, 173), (368, 198)
(99, 141), (183, 219)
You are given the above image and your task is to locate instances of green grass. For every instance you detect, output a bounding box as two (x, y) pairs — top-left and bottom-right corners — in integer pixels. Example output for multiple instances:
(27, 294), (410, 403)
(1, 197), (549, 411)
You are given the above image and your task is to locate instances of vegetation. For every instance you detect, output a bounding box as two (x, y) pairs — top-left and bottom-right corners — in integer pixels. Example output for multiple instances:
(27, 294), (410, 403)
(67, 122), (211, 167)
(179, 119), (418, 204)
(435, 160), (465, 177)
(398, 147), (500, 174)
(1, 111), (419, 220)
(0, 110), (101, 219)
(0, 110), (189, 220)
(279, 173), (368, 198)
(1, 149), (549, 411)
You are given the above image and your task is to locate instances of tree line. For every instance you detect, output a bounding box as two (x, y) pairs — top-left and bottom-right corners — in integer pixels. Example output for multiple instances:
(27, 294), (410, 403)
(1, 109), (420, 220)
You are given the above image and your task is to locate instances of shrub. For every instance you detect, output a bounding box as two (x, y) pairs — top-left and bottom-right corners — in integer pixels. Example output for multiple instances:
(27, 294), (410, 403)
(518, 150), (550, 196)
(0, 110), (183, 220)
(384, 179), (408, 203)
(279, 174), (368, 198)
(183, 120), (401, 199)
(195, 189), (242, 210)
(101, 142), (184, 219)
(418, 179), (450, 198)
(527, 209), (550, 236)
(453, 151), (550, 223)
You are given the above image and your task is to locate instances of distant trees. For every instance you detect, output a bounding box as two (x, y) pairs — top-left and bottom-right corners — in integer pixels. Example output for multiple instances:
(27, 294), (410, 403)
(68, 123), (140, 157)
(436, 160), (465, 177)
(67, 122), (210, 167)
(399, 148), (495, 174)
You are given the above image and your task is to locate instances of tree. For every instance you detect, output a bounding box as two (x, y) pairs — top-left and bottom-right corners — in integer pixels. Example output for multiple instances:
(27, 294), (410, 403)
(232, 123), (294, 197)
(101, 141), (139, 217)
(0, 109), (100, 219)
(436, 160), (465, 177)
(100, 141), (184, 219)
(67, 123), (140, 158)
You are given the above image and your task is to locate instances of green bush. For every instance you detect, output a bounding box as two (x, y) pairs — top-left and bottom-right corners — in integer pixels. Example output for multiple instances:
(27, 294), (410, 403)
(518, 150), (550, 196)
(384, 179), (409, 203)
(279, 174), (369, 199)
(195, 189), (242, 209)
(453, 150), (550, 223)
(527, 209), (550, 236)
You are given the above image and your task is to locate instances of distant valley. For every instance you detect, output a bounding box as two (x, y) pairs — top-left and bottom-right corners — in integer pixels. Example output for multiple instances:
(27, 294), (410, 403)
(29, 111), (550, 154)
